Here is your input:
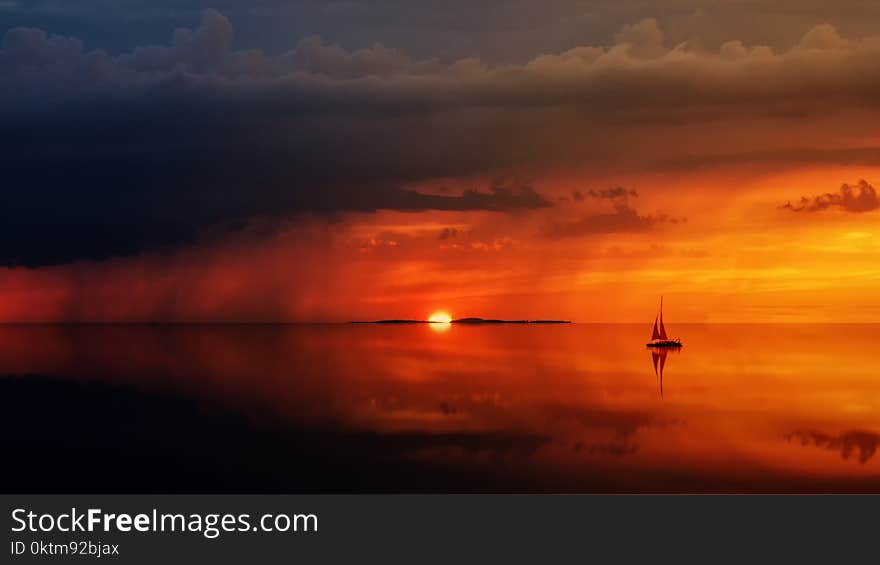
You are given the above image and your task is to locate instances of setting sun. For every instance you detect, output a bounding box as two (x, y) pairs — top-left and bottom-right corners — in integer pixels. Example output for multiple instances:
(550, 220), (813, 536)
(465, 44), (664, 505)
(428, 311), (452, 324)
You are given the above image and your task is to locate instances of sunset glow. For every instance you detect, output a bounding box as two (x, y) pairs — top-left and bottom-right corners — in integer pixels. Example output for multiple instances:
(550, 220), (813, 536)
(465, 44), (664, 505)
(2, 9), (880, 324)
(428, 312), (452, 324)
(428, 311), (453, 331)
(6, 0), (880, 501)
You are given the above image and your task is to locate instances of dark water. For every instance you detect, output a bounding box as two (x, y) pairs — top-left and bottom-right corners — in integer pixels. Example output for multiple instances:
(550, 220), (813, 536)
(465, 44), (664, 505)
(2, 323), (879, 493)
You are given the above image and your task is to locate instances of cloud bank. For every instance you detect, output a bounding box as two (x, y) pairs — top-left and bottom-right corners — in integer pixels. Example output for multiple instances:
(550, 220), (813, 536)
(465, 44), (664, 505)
(5, 10), (880, 265)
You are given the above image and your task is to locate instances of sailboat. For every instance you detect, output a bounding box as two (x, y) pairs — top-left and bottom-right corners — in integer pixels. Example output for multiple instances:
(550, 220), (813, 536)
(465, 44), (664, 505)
(646, 296), (682, 348)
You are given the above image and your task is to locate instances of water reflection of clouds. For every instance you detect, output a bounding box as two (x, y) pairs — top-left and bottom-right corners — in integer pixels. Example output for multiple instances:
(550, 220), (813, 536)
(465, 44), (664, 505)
(3, 324), (880, 491)
(785, 430), (880, 464)
(546, 405), (684, 459)
(545, 405), (656, 439)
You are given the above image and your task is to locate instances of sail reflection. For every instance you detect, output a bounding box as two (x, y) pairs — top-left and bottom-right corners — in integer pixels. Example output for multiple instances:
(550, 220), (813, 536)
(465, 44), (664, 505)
(648, 346), (683, 398)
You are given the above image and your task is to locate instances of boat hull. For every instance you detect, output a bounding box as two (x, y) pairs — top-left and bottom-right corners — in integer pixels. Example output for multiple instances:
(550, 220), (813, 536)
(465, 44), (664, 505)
(646, 340), (682, 348)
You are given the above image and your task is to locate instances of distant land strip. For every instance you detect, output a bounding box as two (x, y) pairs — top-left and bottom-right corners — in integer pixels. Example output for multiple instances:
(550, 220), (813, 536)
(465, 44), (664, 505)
(350, 318), (571, 324)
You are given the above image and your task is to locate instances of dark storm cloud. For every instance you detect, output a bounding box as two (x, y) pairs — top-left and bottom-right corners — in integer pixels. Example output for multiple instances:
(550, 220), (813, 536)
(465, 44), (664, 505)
(398, 181), (552, 212)
(649, 147), (880, 173)
(6, 10), (880, 264)
(0, 111), (551, 266)
(587, 187), (639, 200)
(572, 188), (637, 202)
(781, 180), (879, 213)
(0, 11), (556, 266)
(8, 1), (880, 61)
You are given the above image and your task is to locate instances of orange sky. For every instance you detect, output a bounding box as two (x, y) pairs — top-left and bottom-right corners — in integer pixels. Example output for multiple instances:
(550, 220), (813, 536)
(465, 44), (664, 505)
(4, 14), (880, 323)
(2, 164), (879, 323)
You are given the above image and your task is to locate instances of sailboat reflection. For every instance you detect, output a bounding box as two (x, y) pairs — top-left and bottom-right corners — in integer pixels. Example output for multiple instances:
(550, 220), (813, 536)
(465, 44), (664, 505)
(649, 347), (681, 398)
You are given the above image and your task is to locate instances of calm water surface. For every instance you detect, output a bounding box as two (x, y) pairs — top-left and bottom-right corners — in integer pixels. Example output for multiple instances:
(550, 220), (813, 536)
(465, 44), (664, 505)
(2, 324), (879, 492)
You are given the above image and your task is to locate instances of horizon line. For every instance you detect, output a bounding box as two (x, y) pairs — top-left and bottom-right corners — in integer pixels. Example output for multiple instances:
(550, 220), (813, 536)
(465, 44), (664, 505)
(2, 321), (880, 326)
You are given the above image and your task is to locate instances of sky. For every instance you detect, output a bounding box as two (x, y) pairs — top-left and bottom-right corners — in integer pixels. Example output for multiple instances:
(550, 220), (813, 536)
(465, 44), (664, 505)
(2, 1), (880, 322)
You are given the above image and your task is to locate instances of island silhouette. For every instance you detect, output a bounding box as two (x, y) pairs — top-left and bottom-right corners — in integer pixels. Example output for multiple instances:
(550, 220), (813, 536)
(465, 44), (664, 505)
(351, 317), (571, 324)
